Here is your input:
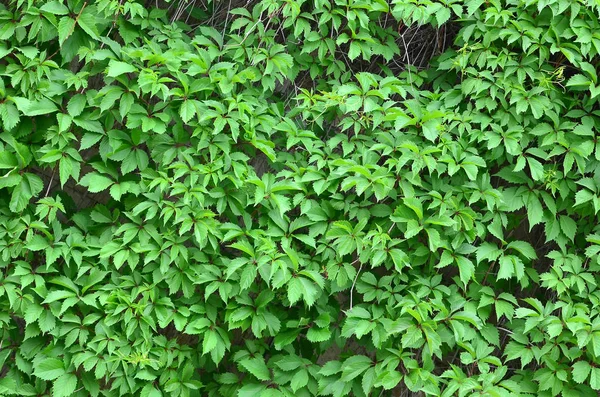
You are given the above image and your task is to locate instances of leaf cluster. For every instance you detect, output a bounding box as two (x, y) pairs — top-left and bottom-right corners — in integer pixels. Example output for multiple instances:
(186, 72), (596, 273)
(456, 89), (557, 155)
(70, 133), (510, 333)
(1, 0), (600, 396)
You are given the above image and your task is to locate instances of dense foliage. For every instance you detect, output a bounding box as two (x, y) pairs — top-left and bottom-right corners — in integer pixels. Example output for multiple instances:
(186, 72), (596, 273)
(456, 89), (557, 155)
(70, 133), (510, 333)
(1, 0), (600, 395)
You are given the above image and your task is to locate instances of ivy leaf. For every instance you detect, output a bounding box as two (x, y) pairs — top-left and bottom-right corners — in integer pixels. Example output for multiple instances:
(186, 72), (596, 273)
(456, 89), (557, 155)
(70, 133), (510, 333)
(239, 358), (270, 381)
(58, 17), (76, 45)
(43, 290), (77, 304)
(436, 7), (451, 26)
(507, 241), (536, 260)
(107, 60), (137, 78)
(79, 173), (114, 193)
(22, 98), (58, 116)
(26, 235), (49, 251)
(348, 42), (361, 61)
(572, 361), (591, 383)
(566, 74), (591, 87)
(180, 100), (197, 123)
(497, 255), (515, 280)
(140, 384), (163, 397)
(0, 102), (20, 130)
(202, 330), (218, 355)
(39, 310), (57, 333)
(422, 120), (439, 142)
(379, 370), (402, 390)
(77, 12), (100, 40)
(306, 327), (331, 342)
(290, 369), (309, 392)
(456, 255), (475, 287)
(53, 373), (77, 397)
(67, 94), (86, 117)
(527, 157), (544, 181)
(559, 216), (577, 242)
(591, 367), (600, 390)
(341, 355), (372, 382)
(40, 1), (70, 15)
(10, 173), (43, 212)
(33, 358), (65, 380)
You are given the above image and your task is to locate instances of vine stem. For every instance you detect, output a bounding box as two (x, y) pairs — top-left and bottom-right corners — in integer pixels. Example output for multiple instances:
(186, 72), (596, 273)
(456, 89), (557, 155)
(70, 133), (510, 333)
(349, 260), (363, 311)
(45, 166), (56, 197)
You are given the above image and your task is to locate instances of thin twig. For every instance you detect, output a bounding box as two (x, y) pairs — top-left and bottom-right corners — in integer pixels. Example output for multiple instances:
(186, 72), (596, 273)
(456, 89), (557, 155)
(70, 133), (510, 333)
(100, 0), (124, 49)
(45, 166), (56, 197)
(221, 0), (233, 41)
(349, 261), (363, 310)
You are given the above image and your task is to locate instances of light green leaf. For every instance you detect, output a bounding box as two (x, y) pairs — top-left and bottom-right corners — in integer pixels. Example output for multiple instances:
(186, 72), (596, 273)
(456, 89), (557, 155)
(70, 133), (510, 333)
(507, 241), (536, 260)
(341, 355), (372, 382)
(290, 369), (309, 392)
(239, 357), (270, 381)
(53, 373), (77, 397)
(456, 255), (474, 287)
(572, 361), (590, 384)
(33, 358), (65, 380)
(27, 235), (49, 251)
(41, 1), (70, 15)
(77, 12), (100, 39)
(559, 215), (577, 242)
(58, 17), (76, 45)
(23, 98), (58, 116)
(107, 60), (137, 78)
(566, 74), (590, 87)
(79, 173), (114, 193)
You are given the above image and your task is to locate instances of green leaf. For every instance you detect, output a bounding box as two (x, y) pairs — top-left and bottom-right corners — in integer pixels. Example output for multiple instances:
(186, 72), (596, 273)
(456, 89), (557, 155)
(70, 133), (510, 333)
(572, 361), (591, 383)
(456, 255), (475, 287)
(436, 7), (451, 25)
(507, 241), (536, 260)
(566, 74), (591, 87)
(39, 310), (57, 333)
(348, 42), (361, 61)
(0, 102), (20, 131)
(67, 94), (86, 117)
(341, 355), (372, 382)
(0, 378), (17, 395)
(497, 255), (515, 280)
(77, 12), (100, 39)
(53, 373), (77, 397)
(527, 157), (544, 181)
(290, 369), (309, 392)
(239, 357), (270, 381)
(107, 60), (137, 78)
(306, 327), (331, 342)
(237, 384), (267, 397)
(591, 367), (600, 390)
(33, 358), (65, 380)
(43, 290), (77, 304)
(180, 100), (196, 123)
(27, 235), (49, 251)
(41, 1), (70, 15)
(22, 98), (58, 116)
(287, 277), (302, 305)
(422, 120), (439, 142)
(559, 215), (577, 242)
(379, 370), (402, 390)
(140, 384), (163, 397)
(79, 173), (114, 193)
(202, 329), (218, 354)
(58, 17), (76, 45)
(10, 173), (43, 212)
